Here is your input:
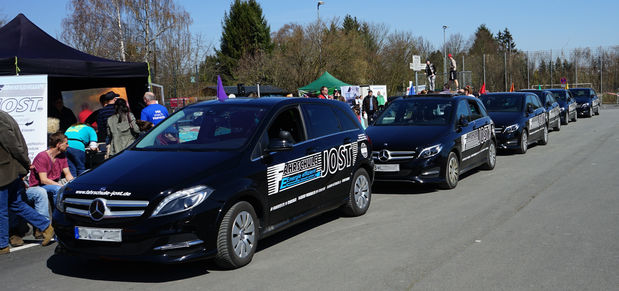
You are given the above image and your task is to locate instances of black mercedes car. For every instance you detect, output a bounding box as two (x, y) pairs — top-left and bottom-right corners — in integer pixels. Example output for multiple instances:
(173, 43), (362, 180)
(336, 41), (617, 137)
(480, 92), (548, 154)
(569, 87), (601, 117)
(520, 89), (562, 131)
(53, 98), (374, 268)
(547, 89), (577, 124)
(366, 94), (496, 189)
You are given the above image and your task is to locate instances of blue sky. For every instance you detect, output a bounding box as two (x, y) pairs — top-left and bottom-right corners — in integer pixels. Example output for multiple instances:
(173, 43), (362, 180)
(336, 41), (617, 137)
(1, 0), (617, 53)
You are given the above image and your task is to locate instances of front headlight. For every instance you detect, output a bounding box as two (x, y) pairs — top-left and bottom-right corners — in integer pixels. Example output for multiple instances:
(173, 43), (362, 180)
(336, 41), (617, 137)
(504, 124), (519, 133)
(151, 185), (213, 217)
(55, 185), (67, 212)
(581, 103), (589, 107)
(418, 144), (442, 159)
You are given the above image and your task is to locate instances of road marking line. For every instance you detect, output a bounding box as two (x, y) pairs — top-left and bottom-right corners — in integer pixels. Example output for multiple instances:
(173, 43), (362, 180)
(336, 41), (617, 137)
(10, 243), (39, 252)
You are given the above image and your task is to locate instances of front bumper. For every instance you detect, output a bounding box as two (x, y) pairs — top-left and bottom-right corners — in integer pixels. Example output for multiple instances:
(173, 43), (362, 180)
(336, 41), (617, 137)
(495, 131), (521, 150)
(576, 104), (591, 115)
(52, 201), (222, 263)
(373, 155), (445, 184)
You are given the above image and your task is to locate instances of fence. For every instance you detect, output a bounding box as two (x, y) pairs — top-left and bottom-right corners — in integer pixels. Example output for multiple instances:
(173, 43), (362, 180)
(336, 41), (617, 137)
(422, 46), (618, 100)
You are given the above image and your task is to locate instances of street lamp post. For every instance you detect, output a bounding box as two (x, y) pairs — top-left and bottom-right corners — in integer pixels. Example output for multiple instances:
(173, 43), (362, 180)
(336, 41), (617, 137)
(317, 1), (324, 22)
(442, 25), (448, 85)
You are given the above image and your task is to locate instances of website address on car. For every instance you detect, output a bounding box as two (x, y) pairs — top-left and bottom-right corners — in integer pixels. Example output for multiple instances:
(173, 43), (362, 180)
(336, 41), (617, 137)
(75, 190), (132, 197)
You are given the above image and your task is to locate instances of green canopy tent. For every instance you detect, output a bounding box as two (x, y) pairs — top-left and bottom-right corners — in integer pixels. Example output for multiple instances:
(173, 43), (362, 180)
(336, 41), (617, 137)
(298, 71), (351, 96)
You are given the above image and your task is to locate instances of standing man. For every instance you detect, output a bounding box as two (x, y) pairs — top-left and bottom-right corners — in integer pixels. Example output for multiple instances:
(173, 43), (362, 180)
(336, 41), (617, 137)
(1, 110), (54, 254)
(448, 54), (459, 90)
(376, 91), (386, 110)
(48, 96), (77, 133)
(425, 59), (437, 91)
(362, 90), (379, 125)
(318, 86), (329, 99)
(96, 91), (119, 142)
(141, 92), (169, 126)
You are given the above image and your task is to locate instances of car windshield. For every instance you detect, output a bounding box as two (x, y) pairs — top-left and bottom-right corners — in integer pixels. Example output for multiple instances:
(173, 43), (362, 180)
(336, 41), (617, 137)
(374, 99), (452, 126)
(549, 91), (567, 101)
(480, 95), (523, 112)
(570, 89), (590, 97)
(134, 103), (267, 150)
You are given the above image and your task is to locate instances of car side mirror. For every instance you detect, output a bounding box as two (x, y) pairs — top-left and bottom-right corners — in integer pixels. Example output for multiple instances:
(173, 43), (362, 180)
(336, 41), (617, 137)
(526, 104), (534, 114)
(267, 130), (294, 152)
(458, 116), (468, 127)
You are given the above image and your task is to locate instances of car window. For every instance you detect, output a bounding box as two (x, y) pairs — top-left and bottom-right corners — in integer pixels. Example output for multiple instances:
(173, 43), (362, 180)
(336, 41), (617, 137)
(480, 95), (522, 112)
(468, 100), (483, 121)
(303, 104), (341, 139)
(333, 106), (361, 131)
(531, 95), (543, 108)
(374, 99), (452, 126)
(135, 104), (266, 150)
(456, 100), (471, 122)
(476, 99), (488, 116)
(526, 95), (539, 110)
(268, 107), (306, 143)
(546, 93), (556, 104)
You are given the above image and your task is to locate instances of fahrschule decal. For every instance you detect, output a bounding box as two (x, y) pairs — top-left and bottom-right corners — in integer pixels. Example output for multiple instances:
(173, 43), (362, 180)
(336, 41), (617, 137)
(267, 140), (360, 196)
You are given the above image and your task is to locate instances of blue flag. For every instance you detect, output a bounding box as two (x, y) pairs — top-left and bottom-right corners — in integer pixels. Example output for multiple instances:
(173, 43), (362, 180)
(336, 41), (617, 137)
(217, 75), (227, 102)
(409, 85), (415, 95)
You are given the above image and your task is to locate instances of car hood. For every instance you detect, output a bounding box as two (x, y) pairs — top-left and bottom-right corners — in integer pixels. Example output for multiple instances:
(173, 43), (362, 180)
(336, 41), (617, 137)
(365, 125), (448, 150)
(574, 97), (590, 104)
(65, 150), (239, 200)
(488, 111), (523, 127)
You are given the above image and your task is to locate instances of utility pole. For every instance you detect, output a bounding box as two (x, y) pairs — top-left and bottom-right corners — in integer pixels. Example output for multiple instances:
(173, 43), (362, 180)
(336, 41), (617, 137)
(442, 25), (448, 85)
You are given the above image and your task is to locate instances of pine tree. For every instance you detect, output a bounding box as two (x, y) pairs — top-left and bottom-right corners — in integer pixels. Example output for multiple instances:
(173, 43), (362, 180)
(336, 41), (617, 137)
(217, 0), (272, 84)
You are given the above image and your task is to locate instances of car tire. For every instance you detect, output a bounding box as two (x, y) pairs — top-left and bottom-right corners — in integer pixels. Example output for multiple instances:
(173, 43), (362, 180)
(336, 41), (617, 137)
(554, 117), (561, 131)
(562, 111), (569, 125)
(538, 125), (548, 145)
(572, 110), (578, 122)
(439, 151), (459, 189)
(215, 201), (258, 269)
(517, 129), (528, 154)
(588, 106), (593, 117)
(480, 141), (496, 170)
(342, 168), (371, 216)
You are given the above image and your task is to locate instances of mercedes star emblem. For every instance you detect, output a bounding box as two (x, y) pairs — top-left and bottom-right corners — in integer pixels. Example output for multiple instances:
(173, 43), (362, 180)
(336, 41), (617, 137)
(379, 149), (391, 162)
(89, 198), (107, 221)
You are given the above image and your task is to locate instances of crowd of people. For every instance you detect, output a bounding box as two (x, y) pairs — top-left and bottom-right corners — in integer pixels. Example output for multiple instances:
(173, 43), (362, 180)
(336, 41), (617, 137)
(0, 90), (167, 254)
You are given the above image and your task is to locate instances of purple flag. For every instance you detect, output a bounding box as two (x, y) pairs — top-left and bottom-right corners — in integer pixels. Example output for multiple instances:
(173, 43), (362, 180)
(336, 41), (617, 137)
(217, 75), (227, 102)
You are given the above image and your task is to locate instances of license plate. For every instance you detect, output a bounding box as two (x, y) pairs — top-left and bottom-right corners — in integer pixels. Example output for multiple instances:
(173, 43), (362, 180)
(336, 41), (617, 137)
(75, 226), (122, 242)
(374, 164), (400, 172)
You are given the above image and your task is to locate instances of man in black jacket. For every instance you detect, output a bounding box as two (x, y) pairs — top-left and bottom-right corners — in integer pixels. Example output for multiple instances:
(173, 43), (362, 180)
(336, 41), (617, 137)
(362, 90), (379, 125)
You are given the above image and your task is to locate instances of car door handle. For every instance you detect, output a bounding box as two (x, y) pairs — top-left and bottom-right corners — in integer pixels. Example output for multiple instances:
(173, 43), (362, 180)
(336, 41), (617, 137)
(307, 148), (318, 154)
(343, 137), (352, 143)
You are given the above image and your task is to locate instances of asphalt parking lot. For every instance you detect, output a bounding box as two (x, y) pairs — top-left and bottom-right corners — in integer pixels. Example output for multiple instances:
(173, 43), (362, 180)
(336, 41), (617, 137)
(2, 107), (618, 291)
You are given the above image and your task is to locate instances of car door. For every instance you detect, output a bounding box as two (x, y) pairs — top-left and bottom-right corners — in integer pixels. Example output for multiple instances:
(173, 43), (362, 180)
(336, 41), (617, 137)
(300, 103), (356, 208)
(258, 106), (322, 224)
(467, 99), (493, 167)
(545, 93), (560, 126)
(454, 100), (476, 170)
(590, 89), (599, 109)
(526, 94), (545, 140)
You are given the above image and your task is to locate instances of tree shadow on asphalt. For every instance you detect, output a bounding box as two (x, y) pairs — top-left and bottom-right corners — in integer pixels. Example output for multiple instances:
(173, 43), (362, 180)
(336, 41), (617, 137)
(370, 169), (481, 195)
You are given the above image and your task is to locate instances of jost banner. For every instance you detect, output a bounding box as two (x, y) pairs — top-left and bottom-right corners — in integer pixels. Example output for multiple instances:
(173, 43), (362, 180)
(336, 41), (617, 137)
(0, 75), (48, 161)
